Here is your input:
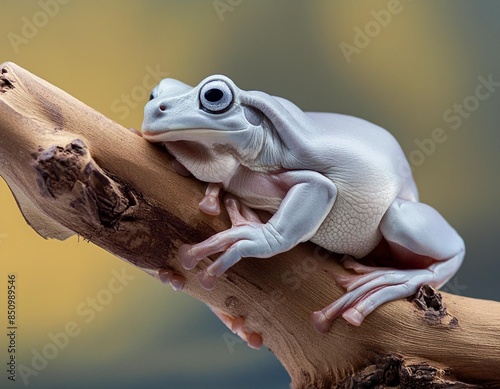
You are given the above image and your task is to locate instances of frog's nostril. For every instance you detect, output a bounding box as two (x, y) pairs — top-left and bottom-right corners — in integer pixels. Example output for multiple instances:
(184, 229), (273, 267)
(159, 104), (167, 112)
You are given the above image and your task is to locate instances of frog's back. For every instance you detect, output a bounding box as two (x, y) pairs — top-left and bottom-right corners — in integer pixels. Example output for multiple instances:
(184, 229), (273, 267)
(302, 112), (417, 257)
(302, 112), (415, 196)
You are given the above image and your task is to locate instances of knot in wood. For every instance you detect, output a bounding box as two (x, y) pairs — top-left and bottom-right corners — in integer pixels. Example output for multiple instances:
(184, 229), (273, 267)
(33, 139), (136, 227)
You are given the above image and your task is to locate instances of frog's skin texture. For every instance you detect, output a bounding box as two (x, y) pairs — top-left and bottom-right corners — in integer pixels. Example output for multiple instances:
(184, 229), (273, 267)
(142, 75), (465, 333)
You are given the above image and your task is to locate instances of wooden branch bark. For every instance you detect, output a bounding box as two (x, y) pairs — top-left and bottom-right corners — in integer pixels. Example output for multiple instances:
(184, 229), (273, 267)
(1, 62), (499, 389)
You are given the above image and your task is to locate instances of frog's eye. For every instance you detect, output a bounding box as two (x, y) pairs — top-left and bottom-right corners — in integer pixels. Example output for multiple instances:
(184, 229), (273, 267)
(149, 86), (158, 101)
(199, 80), (233, 114)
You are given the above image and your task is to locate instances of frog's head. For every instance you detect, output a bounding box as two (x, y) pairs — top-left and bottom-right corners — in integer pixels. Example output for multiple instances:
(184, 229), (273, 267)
(142, 75), (301, 166)
(143, 75), (253, 151)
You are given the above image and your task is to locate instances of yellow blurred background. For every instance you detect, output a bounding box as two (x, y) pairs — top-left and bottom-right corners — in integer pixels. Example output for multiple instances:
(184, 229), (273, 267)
(0, 1), (499, 388)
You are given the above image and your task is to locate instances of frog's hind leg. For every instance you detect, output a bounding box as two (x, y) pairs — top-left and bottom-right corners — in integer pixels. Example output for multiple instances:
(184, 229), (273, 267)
(312, 198), (465, 333)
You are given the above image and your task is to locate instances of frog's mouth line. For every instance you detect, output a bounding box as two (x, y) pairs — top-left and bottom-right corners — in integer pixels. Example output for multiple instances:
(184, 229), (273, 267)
(142, 127), (247, 142)
(141, 129), (172, 139)
(142, 128), (213, 139)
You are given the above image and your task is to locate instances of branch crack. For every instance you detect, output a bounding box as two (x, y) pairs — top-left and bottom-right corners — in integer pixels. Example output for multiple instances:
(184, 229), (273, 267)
(33, 139), (137, 228)
(0, 68), (15, 93)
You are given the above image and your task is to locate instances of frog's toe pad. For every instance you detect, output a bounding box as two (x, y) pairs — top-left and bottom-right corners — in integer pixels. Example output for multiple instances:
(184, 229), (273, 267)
(159, 268), (174, 284)
(230, 317), (263, 349)
(247, 332), (263, 349)
(170, 274), (186, 291)
(311, 310), (332, 333)
(341, 308), (364, 326)
(199, 195), (221, 216)
(179, 244), (200, 270)
(209, 308), (263, 350)
(197, 270), (218, 290)
(158, 269), (186, 291)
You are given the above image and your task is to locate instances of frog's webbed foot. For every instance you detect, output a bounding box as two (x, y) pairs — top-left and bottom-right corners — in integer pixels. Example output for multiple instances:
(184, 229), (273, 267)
(179, 194), (265, 289)
(208, 305), (263, 350)
(311, 256), (434, 332)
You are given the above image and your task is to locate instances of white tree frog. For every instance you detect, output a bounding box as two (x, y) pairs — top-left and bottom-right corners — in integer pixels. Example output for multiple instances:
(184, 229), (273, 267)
(141, 75), (465, 333)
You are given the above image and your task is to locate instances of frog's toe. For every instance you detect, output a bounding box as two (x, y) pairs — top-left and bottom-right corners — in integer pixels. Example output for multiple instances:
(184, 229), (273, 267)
(170, 274), (186, 291)
(313, 266), (434, 331)
(341, 307), (364, 326)
(198, 182), (223, 215)
(199, 195), (221, 215)
(208, 306), (263, 350)
(333, 268), (391, 292)
(178, 244), (201, 270)
(341, 255), (385, 274)
(197, 269), (219, 290)
(158, 268), (186, 291)
(311, 310), (332, 334)
(247, 332), (263, 349)
(311, 294), (357, 332)
(158, 268), (175, 284)
(224, 194), (263, 225)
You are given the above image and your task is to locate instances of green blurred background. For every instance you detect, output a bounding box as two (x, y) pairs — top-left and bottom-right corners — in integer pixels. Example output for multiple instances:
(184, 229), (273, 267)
(0, 1), (499, 388)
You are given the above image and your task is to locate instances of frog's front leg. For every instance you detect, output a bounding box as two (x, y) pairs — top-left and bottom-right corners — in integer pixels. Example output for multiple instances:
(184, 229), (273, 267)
(179, 171), (338, 289)
(179, 194), (261, 275)
(311, 198), (465, 332)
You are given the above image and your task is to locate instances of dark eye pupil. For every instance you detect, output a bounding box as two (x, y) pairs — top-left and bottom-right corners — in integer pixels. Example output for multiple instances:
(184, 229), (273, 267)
(204, 88), (223, 102)
(149, 93), (154, 101)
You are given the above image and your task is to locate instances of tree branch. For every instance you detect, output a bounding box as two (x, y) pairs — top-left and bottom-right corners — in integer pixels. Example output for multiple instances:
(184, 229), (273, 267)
(1, 62), (499, 388)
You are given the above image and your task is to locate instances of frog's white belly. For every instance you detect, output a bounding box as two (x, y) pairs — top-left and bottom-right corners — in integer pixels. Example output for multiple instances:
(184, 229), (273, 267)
(310, 193), (385, 257)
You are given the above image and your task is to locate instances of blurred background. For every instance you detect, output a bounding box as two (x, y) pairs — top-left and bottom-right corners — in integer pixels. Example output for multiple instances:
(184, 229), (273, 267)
(0, 1), (499, 388)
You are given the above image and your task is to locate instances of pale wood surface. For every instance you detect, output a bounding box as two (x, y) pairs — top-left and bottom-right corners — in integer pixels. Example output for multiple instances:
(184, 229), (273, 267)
(1, 62), (499, 388)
